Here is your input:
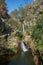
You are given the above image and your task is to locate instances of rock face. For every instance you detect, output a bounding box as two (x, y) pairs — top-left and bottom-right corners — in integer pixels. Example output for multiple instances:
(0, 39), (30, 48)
(34, 55), (39, 65)
(0, 33), (19, 55)
(8, 37), (18, 48)
(24, 35), (35, 52)
(25, 0), (43, 27)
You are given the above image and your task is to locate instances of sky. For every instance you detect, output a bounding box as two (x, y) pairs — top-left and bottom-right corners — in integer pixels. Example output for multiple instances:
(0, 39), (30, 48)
(5, 0), (35, 13)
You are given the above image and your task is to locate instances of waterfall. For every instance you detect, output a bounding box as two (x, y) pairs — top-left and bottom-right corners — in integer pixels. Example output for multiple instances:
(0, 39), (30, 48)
(20, 41), (28, 52)
(22, 24), (25, 33)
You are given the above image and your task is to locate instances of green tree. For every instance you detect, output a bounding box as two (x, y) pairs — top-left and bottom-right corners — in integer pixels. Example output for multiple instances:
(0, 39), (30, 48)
(11, 9), (19, 18)
(0, 0), (10, 35)
(31, 17), (43, 48)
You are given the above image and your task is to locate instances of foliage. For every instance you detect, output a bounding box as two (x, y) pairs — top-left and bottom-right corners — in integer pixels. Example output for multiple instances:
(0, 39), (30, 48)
(19, 7), (27, 18)
(0, 0), (9, 20)
(31, 17), (43, 49)
(11, 9), (19, 18)
(0, 0), (10, 35)
(8, 18), (22, 31)
(11, 7), (27, 23)
(9, 46), (18, 53)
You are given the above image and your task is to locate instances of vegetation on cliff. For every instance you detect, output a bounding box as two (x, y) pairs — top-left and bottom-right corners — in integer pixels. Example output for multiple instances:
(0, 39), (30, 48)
(0, 0), (43, 57)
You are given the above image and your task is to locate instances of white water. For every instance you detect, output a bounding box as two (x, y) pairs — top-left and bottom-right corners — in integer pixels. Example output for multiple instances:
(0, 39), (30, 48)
(20, 41), (28, 52)
(22, 24), (25, 33)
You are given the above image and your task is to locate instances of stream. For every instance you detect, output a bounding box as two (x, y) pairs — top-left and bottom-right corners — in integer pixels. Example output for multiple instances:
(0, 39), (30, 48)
(0, 51), (35, 65)
(8, 51), (35, 65)
(0, 41), (35, 65)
